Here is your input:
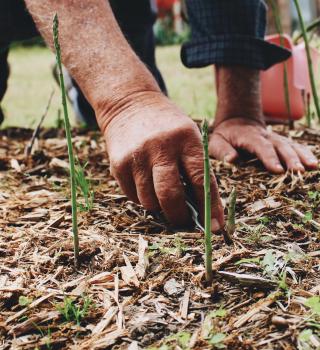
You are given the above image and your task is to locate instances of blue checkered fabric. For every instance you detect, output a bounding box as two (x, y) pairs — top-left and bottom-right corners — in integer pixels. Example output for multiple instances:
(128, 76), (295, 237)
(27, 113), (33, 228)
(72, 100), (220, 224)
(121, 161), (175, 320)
(182, 0), (291, 70)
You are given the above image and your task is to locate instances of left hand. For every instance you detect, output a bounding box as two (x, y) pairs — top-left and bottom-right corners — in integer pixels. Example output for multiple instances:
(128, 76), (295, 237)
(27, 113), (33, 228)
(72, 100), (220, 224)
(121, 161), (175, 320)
(209, 117), (318, 173)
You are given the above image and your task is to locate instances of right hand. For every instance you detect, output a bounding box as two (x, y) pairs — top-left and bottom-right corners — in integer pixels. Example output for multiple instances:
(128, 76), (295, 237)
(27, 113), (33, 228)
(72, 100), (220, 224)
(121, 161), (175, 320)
(101, 92), (225, 231)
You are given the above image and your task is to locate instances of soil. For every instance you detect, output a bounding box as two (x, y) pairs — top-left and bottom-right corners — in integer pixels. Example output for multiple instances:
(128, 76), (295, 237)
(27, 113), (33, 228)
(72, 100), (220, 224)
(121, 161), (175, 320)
(0, 126), (319, 350)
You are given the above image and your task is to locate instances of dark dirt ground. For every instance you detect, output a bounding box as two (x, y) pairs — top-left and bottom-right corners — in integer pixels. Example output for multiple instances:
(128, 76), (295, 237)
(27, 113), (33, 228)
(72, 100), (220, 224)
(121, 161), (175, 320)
(0, 126), (319, 350)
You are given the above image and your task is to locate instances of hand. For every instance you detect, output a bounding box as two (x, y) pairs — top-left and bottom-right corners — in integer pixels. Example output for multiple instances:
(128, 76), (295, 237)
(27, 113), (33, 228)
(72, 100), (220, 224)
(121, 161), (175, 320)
(103, 92), (225, 231)
(209, 117), (318, 173)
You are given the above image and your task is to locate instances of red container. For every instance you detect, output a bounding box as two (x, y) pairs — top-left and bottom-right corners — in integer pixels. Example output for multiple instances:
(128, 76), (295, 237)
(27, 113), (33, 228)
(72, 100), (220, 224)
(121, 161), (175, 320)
(261, 34), (319, 121)
(157, 0), (176, 11)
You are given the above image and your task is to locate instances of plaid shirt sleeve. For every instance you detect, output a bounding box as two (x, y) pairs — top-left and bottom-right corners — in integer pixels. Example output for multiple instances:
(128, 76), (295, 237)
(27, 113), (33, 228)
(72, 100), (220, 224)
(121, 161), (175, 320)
(181, 0), (291, 71)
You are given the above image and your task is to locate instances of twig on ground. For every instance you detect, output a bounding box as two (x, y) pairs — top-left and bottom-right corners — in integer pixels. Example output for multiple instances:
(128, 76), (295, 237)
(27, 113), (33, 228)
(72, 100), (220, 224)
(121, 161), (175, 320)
(291, 208), (320, 230)
(225, 187), (236, 245)
(24, 90), (55, 159)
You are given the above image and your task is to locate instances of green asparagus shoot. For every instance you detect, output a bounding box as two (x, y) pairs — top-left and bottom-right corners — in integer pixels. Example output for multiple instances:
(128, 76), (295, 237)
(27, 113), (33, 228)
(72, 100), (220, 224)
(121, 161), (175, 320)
(53, 14), (79, 267)
(293, 0), (320, 122)
(202, 119), (213, 284)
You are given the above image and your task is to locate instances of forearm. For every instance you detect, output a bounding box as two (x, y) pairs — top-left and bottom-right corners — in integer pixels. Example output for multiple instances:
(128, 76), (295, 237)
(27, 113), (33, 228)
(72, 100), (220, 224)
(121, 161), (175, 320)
(214, 66), (264, 127)
(24, 0), (161, 131)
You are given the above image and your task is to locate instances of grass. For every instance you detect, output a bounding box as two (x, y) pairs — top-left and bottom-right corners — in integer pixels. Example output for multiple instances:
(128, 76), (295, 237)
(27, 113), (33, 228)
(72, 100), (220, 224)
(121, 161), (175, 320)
(1, 45), (215, 128)
(56, 295), (93, 326)
(75, 159), (94, 212)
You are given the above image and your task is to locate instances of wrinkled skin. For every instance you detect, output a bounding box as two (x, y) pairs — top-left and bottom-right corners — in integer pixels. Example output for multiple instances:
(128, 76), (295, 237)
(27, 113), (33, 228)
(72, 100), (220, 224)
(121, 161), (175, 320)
(210, 67), (318, 173)
(24, 1), (317, 232)
(24, 0), (224, 231)
(210, 117), (318, 173)
(104, 92), (225, 231)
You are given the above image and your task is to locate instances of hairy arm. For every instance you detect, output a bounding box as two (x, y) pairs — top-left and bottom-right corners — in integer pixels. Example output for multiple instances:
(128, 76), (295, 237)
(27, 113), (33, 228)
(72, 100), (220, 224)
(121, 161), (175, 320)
(24, 0), (160, 130)
(24, 0), (225, 231)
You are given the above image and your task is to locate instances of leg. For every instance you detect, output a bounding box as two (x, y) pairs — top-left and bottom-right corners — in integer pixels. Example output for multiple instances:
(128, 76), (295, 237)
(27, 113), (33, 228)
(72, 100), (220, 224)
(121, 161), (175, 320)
(0, 46), (9, 125)
(111, 0), (167, 93)
(0, 0), (40, 125)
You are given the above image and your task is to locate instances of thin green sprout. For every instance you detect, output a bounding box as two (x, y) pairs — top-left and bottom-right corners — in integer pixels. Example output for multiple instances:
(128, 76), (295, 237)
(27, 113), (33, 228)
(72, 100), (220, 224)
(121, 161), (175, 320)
(202, 119), (213, 284)
(293, 0), (320, 122)
(53, 14), (79, 267)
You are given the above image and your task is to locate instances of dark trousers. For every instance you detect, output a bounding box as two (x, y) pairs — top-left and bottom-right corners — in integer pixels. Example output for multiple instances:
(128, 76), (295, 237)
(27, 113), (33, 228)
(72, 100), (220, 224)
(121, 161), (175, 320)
(0, 0), (166, 126)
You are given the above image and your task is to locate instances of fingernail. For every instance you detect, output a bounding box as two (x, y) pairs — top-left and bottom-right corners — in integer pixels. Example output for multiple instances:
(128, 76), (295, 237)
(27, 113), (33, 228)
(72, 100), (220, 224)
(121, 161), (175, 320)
(211, 218), (222, 232)
(224, 154), (233, 163)
(275, 164), (284, 172)
(308, 157), (318, 165)
(295, 162), (305, 171)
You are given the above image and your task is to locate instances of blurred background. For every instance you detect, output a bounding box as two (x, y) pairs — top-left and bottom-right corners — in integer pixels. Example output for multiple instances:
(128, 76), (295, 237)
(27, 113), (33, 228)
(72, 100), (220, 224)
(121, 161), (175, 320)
(1, 0), (319, 128)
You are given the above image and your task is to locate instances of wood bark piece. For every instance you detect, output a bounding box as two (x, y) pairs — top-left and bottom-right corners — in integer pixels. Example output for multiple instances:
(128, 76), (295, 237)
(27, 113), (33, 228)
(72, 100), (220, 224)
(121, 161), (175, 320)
(233, 292), (281, 328)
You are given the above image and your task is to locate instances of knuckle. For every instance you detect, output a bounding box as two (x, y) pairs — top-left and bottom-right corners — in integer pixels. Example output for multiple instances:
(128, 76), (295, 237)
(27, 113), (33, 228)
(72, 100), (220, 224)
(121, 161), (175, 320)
(158, 187), (183, 204)
(141, 200), (159, 212)
(189, 169), (204, 187)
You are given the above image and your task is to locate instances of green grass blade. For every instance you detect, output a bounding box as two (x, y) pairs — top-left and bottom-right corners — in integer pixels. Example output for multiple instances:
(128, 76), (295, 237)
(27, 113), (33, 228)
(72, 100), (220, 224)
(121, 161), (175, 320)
(53, 14), (79, 267)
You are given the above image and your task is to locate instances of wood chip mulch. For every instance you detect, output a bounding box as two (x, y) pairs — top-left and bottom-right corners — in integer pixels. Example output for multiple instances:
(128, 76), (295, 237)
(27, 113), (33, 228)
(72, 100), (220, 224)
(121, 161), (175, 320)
(0, 126), (319, 350)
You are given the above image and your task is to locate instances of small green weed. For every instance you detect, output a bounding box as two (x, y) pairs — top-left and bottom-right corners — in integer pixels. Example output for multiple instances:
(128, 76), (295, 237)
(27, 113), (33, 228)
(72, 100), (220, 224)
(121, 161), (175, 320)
(56, 295), (93, 326)
(33, 323), (52, 350)
(202, 308), (228, 348)
(303, 211), (313, 224)
(308, 191), (320, 210)
(298, 329), (319, 350)
(209, 333), (227, 349)
(305, 296), (320, 315)
(75, 159), (94, 212)
(149, 237), (187, 257)
(19, 295), (33, 307)
(258, 216), (270, 225)
(148, 331), (191, 350)
(241, 223), (270, 244)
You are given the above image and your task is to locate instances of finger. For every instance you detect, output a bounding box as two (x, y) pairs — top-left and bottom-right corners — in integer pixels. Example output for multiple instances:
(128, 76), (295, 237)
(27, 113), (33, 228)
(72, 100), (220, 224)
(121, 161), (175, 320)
(152, 161), (190, 227)
(134, 168), (160, 212)
(209, 133), (239, 163)
(110, 162), (139, 203)
(181, 148), (225, 232)
(242, 135), (285, 174)
(271, 136), (305, 172)
(292, 143), (318, 170)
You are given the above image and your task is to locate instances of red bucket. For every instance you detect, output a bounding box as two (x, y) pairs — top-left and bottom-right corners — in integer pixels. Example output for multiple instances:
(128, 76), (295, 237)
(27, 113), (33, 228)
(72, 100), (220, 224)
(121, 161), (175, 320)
(157, 0), (176, 11)
(261, 34), (319, 121)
